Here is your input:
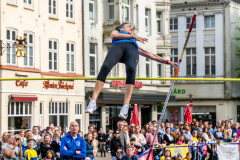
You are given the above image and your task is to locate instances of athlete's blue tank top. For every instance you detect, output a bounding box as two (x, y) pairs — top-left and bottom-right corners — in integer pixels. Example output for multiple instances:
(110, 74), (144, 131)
(112, 30), (139, 50)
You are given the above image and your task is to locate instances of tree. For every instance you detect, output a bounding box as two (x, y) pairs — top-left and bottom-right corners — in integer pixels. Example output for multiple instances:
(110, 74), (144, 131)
(234, 26), (240, 78)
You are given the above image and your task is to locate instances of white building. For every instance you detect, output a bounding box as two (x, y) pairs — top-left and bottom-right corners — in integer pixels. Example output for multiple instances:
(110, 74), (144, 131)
(83, 0), (174, 132)
(0, 0), (85, 133)
(167, 0), (240, 125)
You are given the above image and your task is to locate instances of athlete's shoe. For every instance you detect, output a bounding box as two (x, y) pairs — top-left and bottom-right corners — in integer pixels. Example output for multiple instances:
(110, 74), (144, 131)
(119, 104), (129, 119)
(85, 98), (96, 114)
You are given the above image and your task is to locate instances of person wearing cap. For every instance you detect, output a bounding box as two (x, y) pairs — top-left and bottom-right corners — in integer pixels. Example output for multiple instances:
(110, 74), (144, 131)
(232, 132), (239, 142)
(111, 130), (123, 160)
(130, 137), (138, 156)
(120, 145), (138, 160)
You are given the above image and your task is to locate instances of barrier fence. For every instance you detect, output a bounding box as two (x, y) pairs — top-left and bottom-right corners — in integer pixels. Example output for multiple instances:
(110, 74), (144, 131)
(138, 140), (240, 160)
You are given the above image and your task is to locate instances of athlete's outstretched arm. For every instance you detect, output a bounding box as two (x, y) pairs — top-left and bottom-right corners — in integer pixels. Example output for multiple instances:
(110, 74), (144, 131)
(111, 30), (148, 43)
(139, 47), (178, 69)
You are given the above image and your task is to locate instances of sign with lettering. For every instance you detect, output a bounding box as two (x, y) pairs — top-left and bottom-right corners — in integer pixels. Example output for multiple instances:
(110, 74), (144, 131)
(171, 88), (186, 94)
(16, 80), (28, 88)
(43, 80), (74, 90)
(111, 80), (143, 88)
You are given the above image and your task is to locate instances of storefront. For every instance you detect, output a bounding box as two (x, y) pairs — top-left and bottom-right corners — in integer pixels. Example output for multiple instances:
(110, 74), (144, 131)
(0, 71), (85, 134)
(85, 80), (175, 132)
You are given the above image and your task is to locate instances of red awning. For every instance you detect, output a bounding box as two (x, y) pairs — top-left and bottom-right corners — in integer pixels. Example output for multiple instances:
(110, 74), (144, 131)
(11, 94), (38, 101)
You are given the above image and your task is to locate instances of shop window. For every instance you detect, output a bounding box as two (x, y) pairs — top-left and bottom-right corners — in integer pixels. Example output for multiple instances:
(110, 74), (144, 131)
(8, 102), (33, 133)
(49, 102), (68, 129)
(75, 103), (82, 131)
(146, 58), (151, 77)
(6, 29), (17, 65)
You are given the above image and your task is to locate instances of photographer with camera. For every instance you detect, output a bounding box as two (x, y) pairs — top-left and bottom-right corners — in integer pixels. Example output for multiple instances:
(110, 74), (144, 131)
(2, 133), (23, 160)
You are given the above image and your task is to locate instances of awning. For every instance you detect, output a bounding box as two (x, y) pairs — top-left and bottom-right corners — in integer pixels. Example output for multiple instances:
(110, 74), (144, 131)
(11, 94), (38, 101)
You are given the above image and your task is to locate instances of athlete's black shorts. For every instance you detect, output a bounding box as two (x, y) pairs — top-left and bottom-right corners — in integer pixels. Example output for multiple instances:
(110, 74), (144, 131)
(97, 42), (139, 85)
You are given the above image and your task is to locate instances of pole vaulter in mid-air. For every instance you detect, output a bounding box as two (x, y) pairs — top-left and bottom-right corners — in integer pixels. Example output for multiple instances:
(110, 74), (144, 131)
(85, 22), (178, 119)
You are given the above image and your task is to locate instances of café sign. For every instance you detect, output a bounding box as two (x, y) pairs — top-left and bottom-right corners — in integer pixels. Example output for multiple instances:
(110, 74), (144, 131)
(43, 80), (74, 90)
(111, 80), (143, 88)
(16, 80), (28, 88)
(171, 88), (186, 94)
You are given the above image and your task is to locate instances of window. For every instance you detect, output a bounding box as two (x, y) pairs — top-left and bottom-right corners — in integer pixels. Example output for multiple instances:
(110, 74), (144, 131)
(146, 58), (151, 77)
(145, 8), (151, 33)
(186, 48), (196, 76)
(7, 0), (16, 3)
(49, 40), (58, 71)
(66, 0), (74, 19)
(6, 29), (17, 65)
(66, 42), (75, 72)
(109, 65), (118, 77)
(108, 0), (114, 21)
(24, 32), (34, 67)
(90, 43), (97, 76)
(39, 102), (43, 130)
(122, 0), (130, 21)
(205, 47), (215, 75)
(156, 12), (161, 34)
(8, 102), (33, 133)
(49, 102), (68, 129)
(170, 18), (178, 31)
(170, 49), (178, 76)
(136, 5), (139, 30)
(49, 0), (57, 16)
(75, 103), (82, 131)
(157, 64), (162, 77)
(186, 17), (196, 29)
(205, 16), (215, 29)
(24, 0), (33, 6)
(89, 0), (95, 21)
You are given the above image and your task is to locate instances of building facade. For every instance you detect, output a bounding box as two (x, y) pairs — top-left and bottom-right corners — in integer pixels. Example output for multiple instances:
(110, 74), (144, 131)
(83, 0), (175, 132)
(167, 0), (240, 125)
(0, 0), (85, 133)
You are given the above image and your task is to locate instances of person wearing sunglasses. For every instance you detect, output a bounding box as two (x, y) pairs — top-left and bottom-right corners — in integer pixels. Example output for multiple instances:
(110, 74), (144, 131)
(111, 130), (123, 160)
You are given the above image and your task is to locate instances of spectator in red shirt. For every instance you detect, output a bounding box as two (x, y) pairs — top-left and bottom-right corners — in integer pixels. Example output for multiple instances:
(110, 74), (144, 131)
(130, 138), (138, 156)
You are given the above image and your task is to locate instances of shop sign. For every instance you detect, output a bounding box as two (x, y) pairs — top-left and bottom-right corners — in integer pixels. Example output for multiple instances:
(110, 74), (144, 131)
(171, 88), (186, 94)
(16, 80), (28, 88)
(111, 80), (143, 88)
(43, 80), (74, 90)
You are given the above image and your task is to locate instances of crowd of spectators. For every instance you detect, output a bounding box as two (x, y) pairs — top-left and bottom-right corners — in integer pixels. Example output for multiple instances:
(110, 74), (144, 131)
(0, 118), (238, 160)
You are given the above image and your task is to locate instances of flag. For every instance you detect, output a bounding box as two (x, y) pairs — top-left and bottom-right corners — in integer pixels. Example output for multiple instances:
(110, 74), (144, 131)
(130, 104), (140, 126)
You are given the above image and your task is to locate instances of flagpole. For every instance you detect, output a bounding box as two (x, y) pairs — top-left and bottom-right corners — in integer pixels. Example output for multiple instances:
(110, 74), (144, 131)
(146, 13), (197, 160)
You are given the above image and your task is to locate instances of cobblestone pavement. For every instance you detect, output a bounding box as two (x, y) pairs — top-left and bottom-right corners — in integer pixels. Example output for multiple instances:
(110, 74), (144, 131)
(95, 151), (111, 160)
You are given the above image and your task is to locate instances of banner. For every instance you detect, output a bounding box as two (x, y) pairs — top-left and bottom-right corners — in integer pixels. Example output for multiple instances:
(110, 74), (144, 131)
(217, 144), (239, 160)
(167, 145), (189, 158)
